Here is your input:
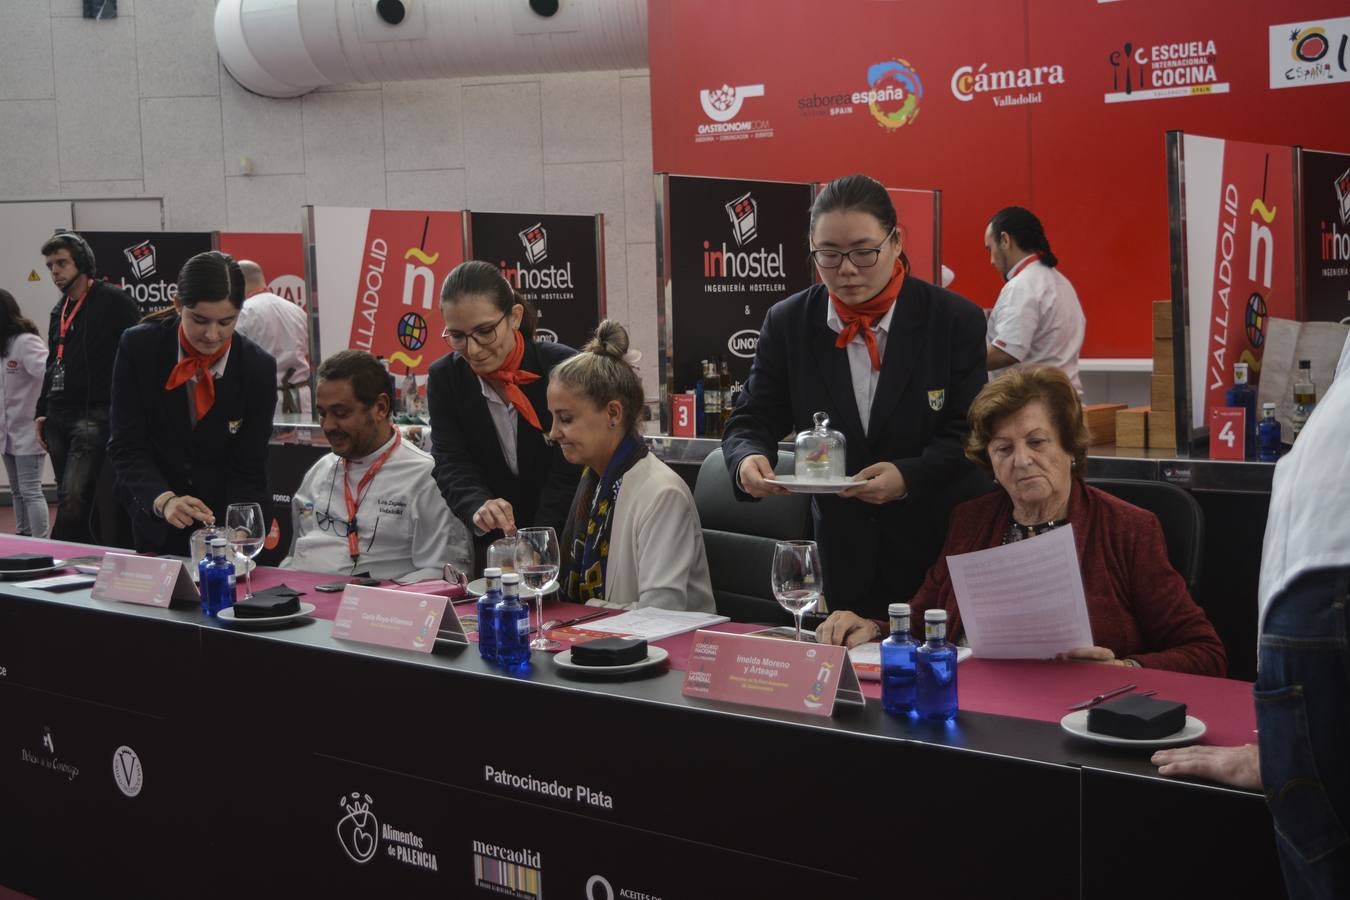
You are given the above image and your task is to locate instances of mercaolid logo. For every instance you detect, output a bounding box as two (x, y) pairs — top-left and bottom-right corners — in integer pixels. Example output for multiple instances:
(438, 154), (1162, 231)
(112, 745), (143, 797)
(863, 59), (923, 130)
(951, 61), (1065, 107)
(337, 792), (379, 864)
(728, 329), (759, 358)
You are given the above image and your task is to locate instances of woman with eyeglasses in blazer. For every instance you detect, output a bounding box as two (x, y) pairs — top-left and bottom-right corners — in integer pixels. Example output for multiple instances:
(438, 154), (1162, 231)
(426, 260), (582, 570)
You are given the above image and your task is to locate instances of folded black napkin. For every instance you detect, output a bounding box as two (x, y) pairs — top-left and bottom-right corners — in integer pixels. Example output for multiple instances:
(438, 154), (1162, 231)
(1087, 694), (1187, 740)
(571, 637), (649, 667)
(0, 553), (54, 572)
(232, 584), (302, 618)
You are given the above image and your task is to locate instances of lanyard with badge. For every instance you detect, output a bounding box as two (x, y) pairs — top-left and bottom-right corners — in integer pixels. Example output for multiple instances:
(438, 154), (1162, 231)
(50, 279), (92, 395)
(342, 429), (402, 570)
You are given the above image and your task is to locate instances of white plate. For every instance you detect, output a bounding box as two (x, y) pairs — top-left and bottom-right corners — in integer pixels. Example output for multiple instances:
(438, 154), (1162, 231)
(216, 601), (316, 626)
(764, 476), (856, 495)
(1060, 710), (1207, 749)
(467, 577), (558, 597)
(189, 557), (257, 582)
(553, 645), (669, 675)
(0, 560), (68, 580)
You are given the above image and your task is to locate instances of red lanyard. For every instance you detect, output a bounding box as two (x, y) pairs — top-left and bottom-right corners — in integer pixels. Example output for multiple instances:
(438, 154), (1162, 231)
(56, 280), (92, 362)
(342, 430), (401, 560)
(1005, 252), (1041, 282)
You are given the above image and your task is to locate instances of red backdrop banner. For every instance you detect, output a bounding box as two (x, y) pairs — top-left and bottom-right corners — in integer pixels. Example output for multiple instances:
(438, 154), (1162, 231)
(216, 232), (307, 308)
(648, 0), (1350, 357)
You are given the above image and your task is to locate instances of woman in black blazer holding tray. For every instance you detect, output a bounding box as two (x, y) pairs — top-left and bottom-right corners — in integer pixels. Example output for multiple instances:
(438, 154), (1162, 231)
(722, 174), (991, 644)
(427, 261), (582, 569)
(108, 251), (276, 555)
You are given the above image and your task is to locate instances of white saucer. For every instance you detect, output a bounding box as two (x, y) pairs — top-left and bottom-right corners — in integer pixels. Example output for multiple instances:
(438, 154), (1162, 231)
(467, 577), (558, 597)
(189, 557), (257, 582)
(216, 601), (316, 626)
(553, 645), (669, 674)
(0, 561), (68, 580)
(764, 476), (856, 495)
(1060, 710), (1207, 749)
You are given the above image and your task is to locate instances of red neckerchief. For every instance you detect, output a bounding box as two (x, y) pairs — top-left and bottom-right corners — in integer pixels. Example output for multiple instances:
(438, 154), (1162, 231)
(479, 331), (542, 430)
(56, 279), (93, 362)
(343, 429), (401, 560)
(828, 259), (906, 371)
(164, 325), (231, 420)
(1005, 252), (1041, 281)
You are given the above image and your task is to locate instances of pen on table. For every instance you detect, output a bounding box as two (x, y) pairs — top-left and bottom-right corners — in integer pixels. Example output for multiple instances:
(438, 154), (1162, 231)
(549, 610), (609, 630)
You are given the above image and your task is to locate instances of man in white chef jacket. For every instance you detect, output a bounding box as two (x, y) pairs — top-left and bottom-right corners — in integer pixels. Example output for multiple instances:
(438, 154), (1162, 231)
(235, 260), (313, 417)
(284, 350), (468, 581)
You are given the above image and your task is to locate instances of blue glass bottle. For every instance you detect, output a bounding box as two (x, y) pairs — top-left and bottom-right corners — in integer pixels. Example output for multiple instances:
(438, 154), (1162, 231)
(494, 573), (530, 669)
(477, 567), (503, 662)
(201, 538), (236, 617)
(1225, 362), (1257, 460)
(1257, 403), (1281, 463)
(881, 603), (918, 716)
(916, 609), (958, 722)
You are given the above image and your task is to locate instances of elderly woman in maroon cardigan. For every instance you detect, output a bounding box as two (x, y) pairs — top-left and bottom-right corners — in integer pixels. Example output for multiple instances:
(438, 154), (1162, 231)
(907, 366), (1226, 675)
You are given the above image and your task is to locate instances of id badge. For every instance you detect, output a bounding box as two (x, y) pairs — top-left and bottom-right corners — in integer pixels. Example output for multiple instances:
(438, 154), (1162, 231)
(49, 360), (66, 394)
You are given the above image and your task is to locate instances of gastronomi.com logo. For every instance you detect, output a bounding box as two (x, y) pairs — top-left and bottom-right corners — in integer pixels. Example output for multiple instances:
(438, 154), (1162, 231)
(696, 83), (773, 143)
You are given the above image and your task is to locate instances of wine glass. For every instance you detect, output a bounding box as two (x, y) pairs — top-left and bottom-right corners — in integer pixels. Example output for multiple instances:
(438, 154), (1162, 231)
(771, 540), (822, 642)
(225, 502), (265, 599)
(515, 527), (560, 652)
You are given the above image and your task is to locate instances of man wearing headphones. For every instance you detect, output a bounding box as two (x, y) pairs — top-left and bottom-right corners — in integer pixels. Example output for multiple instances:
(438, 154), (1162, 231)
(34, 232), (140, 543)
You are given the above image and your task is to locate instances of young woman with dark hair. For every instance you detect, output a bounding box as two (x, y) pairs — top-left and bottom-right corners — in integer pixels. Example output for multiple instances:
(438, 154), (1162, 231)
(108, 251), (277, 554)
(722, 173), (991, 645)
(0, 290), (50, 537)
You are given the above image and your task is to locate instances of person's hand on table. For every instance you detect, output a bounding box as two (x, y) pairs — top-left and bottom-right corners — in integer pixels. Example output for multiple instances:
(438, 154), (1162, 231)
(737, 454), (789, 497)
(815, 610), (882, 648)
(473, 498), (517, 535)
(164, 495), (215, 530)
(839, 462), (906, 504)
(1057, 646), (1134, 667)
(1152, 744), (1261, 790)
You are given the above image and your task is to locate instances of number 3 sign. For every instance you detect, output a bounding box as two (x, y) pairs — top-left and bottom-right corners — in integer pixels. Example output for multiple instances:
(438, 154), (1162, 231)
(1208, 407), (1246, 460)
(671, 394), (696, 437)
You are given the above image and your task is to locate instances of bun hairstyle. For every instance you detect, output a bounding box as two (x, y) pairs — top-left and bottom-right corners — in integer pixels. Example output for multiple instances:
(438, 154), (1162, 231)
(810, 173), (910, 274)
(439, 259), (537, 339)
(145, 250), (245, 322)
(551, 319), (645, 436)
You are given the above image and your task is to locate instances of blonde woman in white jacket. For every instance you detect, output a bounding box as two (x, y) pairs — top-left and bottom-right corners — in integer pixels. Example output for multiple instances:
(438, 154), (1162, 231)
(0, 290), (50, 537)
(548, 320), (715, 612)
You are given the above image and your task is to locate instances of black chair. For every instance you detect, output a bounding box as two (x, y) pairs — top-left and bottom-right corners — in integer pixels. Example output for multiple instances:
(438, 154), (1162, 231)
(1088, 478), (1205, 592)
(693, 448), (813, 623)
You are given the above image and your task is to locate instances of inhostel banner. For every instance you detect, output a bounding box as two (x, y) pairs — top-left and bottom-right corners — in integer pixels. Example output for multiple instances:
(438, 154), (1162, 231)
(309, 207), (465, 376)
(1300, 149), (1350, 325)
(467, 212), (603, 351)
(82, 231), (213, 317)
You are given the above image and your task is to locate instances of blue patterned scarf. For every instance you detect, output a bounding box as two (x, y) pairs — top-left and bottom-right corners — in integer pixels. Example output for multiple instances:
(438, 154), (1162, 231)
(564, 434), (647, 604)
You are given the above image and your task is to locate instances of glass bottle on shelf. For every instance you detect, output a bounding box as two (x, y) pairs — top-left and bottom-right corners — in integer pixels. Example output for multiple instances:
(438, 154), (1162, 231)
(794, 412), (846, 481)
(1291, 359), (1316, 441)
(703, 359), (723, 437)
(1225, 362), (1257, 460)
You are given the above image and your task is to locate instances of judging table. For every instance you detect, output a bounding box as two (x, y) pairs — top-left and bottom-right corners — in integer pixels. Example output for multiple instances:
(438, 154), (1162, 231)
(0, 536), (1284, 899)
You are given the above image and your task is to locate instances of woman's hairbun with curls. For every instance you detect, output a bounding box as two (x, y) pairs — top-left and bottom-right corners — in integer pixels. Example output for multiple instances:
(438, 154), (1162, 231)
(552, 319), (645, 436)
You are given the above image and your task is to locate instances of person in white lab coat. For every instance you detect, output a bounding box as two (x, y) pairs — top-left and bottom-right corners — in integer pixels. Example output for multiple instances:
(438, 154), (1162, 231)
(0, 290), (50, 537)
(235, 260), (312, 418)
(285, 350), (468, 582)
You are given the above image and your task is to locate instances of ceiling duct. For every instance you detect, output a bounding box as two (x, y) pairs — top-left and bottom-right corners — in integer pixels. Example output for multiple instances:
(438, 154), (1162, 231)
(215, 0), (648, 98)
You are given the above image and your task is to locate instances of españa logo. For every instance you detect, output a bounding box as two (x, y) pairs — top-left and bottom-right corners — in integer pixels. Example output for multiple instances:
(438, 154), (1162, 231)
(864, 60), (923, 130)
(1270, 16), (1350, 89)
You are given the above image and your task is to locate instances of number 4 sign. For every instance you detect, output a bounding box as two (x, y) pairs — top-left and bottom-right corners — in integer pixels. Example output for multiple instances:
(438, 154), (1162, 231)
(1209, 407), (1246, 460)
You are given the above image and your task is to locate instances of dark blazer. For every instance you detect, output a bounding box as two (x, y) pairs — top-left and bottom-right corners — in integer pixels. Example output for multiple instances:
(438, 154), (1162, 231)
(427, 339), (583, 568)
(108, 317), (277, 555)
(722, 279), (993, 619)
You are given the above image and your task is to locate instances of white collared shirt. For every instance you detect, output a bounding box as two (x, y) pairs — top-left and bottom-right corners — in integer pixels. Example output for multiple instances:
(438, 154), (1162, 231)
(1258, 333), (1350, 637)
(987, 257), (1085, 394)
(285, 430), (470, 581)
(824, 299), (895, 434)
(479, 375), (519, 475)
(235, 290), (312, 415)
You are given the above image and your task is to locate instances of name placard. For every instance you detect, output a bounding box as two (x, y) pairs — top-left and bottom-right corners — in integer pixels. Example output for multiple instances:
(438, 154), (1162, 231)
(332, 586), (447, 653)
(91, 552), (199, 608)
(681, 630), (864, 716)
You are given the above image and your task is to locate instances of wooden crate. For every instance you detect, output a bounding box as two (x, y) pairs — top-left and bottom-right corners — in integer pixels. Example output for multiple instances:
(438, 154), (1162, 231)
(1151, 374), (1175, 412)
(1153, 337), (1174, 378)
(1152, 300), (1173, 341)
(1115, 406), (1150, 448)
(1148, 410), (1177, 450)
(1084, 402), (1127, 445)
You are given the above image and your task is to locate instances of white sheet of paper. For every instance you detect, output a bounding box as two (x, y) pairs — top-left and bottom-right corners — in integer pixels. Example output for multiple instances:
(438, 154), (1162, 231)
(946, 525), (1094, 659)
(581, 608), (729, 642)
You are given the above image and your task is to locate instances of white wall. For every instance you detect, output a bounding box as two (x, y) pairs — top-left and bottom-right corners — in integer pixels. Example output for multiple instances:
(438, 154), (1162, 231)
(0, 1), (660, 397)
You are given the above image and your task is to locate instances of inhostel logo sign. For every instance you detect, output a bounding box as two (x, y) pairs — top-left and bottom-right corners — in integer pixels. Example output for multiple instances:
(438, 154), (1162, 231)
(695, 83), (773, 143)
(1270, 16), (1350, 89)
(1105, 38), (1230, 103)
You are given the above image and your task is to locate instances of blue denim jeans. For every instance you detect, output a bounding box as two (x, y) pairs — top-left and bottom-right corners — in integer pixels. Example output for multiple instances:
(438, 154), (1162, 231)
(1256, 567), (1350, 900)
(43, 407), (109, 545)
(3, 452), (49, 538)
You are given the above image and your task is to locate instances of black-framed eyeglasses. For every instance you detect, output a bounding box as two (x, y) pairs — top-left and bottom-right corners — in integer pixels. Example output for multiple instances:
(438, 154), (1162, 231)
(809, 227), (897, 269)
(441, 311), (508, 349)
